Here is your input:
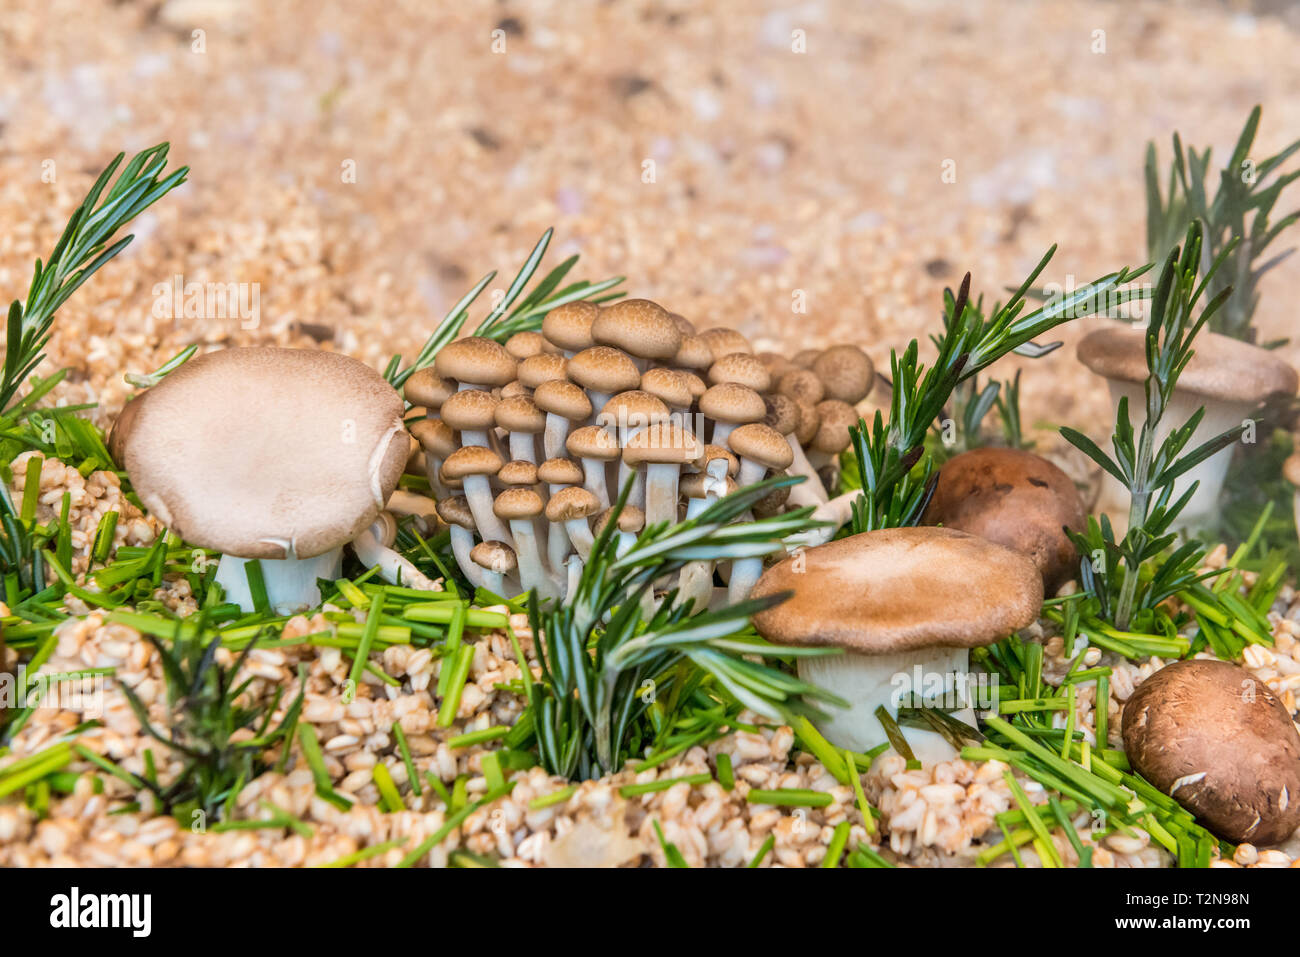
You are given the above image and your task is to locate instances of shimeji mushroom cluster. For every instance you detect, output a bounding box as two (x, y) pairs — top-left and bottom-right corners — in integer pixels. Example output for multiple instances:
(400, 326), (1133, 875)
(404, 298), (876, 607)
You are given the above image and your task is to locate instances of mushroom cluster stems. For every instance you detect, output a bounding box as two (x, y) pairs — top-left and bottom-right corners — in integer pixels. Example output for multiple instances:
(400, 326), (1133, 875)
(785, 436), (829, 505)
(797, 646), (979, 766)
(509, 517), (560, 599)
(215, 547), (344, 615)
(352, 520), (440, 593)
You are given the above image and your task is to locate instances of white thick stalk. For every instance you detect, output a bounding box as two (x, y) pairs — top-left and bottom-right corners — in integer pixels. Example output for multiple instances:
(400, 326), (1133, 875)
(352, 525), (440, 592)
(463, 474), (513, 544)
(644, 463), (680, 528)
(545, 484), (572, 572)
(508, 431), (537, 463)
(509, 518), (559, 599)
(459, 429), (490, 449)
(712, 421), (739, 446)
(544, 414), (572, 460)
(580, 457), (611, 508)
(565, 517), (595, 560)
(448, 526), (484, 589)
(787, 490), (859, 549)
(563, 554), (584, 601)
(216, 547), (343, 615)
(675, 494), (715, 612)
(797, 646), (981, 766)
(786, 435), (828, 505)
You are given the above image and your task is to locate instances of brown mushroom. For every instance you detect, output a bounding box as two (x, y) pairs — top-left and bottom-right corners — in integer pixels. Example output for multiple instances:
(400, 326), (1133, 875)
(541, 301), (598, 357)
(591, 298), (682, 370)
(471, 540), (517, 595)
(495, 394), (547, 463)
(812, 345), (875, 404)
(434, 336), (517, 390)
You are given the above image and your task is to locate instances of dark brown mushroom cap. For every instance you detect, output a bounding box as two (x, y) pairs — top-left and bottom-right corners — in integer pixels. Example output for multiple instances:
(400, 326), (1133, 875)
(471, 540), (517, 574)
(595, 504), (645, 536)
(434, 337), (517, 387)
(436, 494), (476, 529)
(440, 388), (499, 431)
(495, 395), (546, 433)
(542, 301), (599, 352)
(753, 471), (792, 517)
(505, 331), (548, 360)
(1122, 658), (1300, 845)
(545, 485), (601, 522)
(111, 347), (408, 559)
(592, 299), (683, 360)
(708, 353), (772, 393)
(567, 346), (642, 395)
(810, 399), (859, 454)
(566, 425), (621, 461)
(623, 422), (704, 466)
(813, 345), (875, 404)
(497, 460), (540, 486)
(494, 487), (545, 520)
(698, 327), (752, 362)
(403, 368), (456, 410)
(409, 418), (457, 458)
(699, 383), (766, 425)
(777, 368), (826, 407)
(922, 447), (1086, 594)
(441, 444), (503, 479)
(537, 457), (584, 486)
(533, 379), (592, 422)
(640, 367), (693, 409)
(1078, 328), (1299, 404)
(762, 393), (801, 437)
(728, 423), (795, 470)
(517, 354), (569, 389)
(673, 335), (715, 371)
(751, 526), (1043, 652)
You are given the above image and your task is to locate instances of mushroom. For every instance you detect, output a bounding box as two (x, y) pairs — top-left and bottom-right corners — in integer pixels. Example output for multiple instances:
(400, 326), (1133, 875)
(567, 346), (642, 424)
(623, 421), (703, 528)
(433, 336), (517, 392)
(777, 368), (825, 408)
(436, 495), (483, 589)
(751, 527), (1043, 765)
(402, 367), (455, 414)
(1122, 658), (1300, 844)
(493, 487), (559, 599)
(545, 486), (602, 560)
(667, 311), (696, 335)
(517, 353), (569, 389)
(807, 399), (859, 471)
(566, 425), (620, 508)
(440, 387), (499, 450)
(541, 300), (598, 358)
(533, 379), (592, 460)
(812, 345), (875, 404)
(1286, 452), (1300, 550)
(755, 351), (796, 381)
(505, 330), (549, 360)
(440, 445), (511, 543)
(792, 349), (821, 368)
(725, 424), (796, 603)
(591, 298), (683, 372)
(707, 352), (772, 394)
(497, 459), (539, 488)
(110, 347), (411, 613)
(764, 393), (826, 506)
(639, 367), (694, 427)
(698, 382), (766, 446)
(538, 457), (585, 569)
(1078, 327), (1298, 529)
(495, 394), (546, 463)
(598, 390), (671, 509)
(922, 447), (1087, 594)
(351, 510), (440, 592)
(594, 503), (645, 557)
(698, 327), (752, 361)
(672, 335), (715, 372)
(471, 540), (517, 596)
(408, 418), (456, 498)
(675, 470), (736, 612)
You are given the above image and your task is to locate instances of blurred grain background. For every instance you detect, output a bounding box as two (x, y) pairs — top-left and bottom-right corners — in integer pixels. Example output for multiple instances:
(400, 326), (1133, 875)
(0, 0), (1297, 445)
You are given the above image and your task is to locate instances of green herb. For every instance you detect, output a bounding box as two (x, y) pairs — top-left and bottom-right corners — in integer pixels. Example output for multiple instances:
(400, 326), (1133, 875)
(527, 785), (577, 811)
(747, 833), (775, 868)
(317, 838), (407, 869)
(618, 773), (711, 798)
(746, 788), (832, 808)
(653, 819), (690, 868)
(821, 820), (852, 868)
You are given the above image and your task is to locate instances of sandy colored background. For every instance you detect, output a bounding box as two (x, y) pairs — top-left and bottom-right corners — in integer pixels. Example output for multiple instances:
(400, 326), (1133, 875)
(1, 0), (1297, 446)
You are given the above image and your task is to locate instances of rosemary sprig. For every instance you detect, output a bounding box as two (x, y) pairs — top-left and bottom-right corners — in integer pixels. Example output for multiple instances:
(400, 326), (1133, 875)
(1061, 222), (1242, 630)
(516, 476), (844, 780)
(386, 229), (625, 390)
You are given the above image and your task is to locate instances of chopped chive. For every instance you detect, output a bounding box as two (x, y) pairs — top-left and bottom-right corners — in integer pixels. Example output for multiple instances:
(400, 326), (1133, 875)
(715, 753), (734, 791)
(792, 715), (849, 784)
(821, 820), (851, 868)
(653, 819), (690, 867)
(436, 643), (475, 728)
(407, 602), (507, 630)
(528, 785), (577, 811)
(424, 772), (452, 807)
(372, 762), (405, 813)
(242, 559), (269, 615)
(392, 722), (421, 798)
(481, 751), (505, 792)
(395, 781), (515, 868)
(746, 788), (832, 808)
(845, 747), (876, 836)
(451, 774), (468, 811)
(618, 773), (711, 798)
(296, 725), (352, 810)
(1004, 771), (1060, 867)
(1095, 675), (1109, 747)
(747, 834), (775, 868)
(1059, 684), (1076, 760)
(347, 587), (385, 690)
(446, 725), (509, 749)
(317, 838), (407, 868)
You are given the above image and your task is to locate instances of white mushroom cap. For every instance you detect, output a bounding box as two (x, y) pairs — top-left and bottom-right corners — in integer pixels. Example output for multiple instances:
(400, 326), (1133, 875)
(112, 347), (407, 559)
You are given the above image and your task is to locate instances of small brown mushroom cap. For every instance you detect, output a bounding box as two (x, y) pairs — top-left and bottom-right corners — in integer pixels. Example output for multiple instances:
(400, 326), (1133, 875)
(751, 526), (1043, 652)
(699, 383), (766, 425)
(922, 447), (1086, 593)
(499, 380), (530, 400)
(537, 457), (584, 486)
(408, 418), (457, 458)
(495, 395), (546, 433)
(755, 351), (796, 381)
(436, 494), (476, 530)
(753, 471), (792, 517)
(595, 504), (646, 536)
(566, 425), (621, 461)
(1122, 658), (1300, 845)
(761, 393), (801, 437)
(597, 391), (670, 431)
(494, 487), (545, 520)
(403, 368), (456, 410)
(434, 336), (517, 387)
(673, 335), (715, 371)
(1078, 328), (1299, 404)
(680, 471), (737, 499)
(497, 460), (540, 486)
(592, 299), (683, 361)
(667, 312), (695, 335)
(440, 388), (499, 432)
(728, 423), (795, 470)
(1284, 452), (1300, 486)
(567, 346), (642, 395)
(708, 353), (772, 393)
(777, 368), (826, 407)
(813, 345), (875, 404)
(640, 367), (693, 409)
(517, 354), (569, 389)
(441, 444), (503, 480)
(505, 330), (548, 360)
(545, 485), (602, 522)
(793, 400), (820, 446)
(698, 444), (739, 476)
(698, 327), (752, 361)
(112, 347), (408, 559)
(810, 399), (859, 454)
(533, 379), (593, 422)
(471, 540), (517, 574)
(623, 422), (704, 466)
(542, 301), (599, 353)
(792, 349), (821, 368)
(676, 370), (708, 401)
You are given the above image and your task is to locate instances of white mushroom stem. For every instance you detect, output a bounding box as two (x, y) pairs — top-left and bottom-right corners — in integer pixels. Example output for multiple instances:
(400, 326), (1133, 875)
(676, 493), (717, 612)
(737, 458), (768, 488)
(448, 526), (484, 589)
(565, 517), (595, 561)
(787, 490), (860, 549)
(508, 431), (537, 463)
(786, 436), (829, 505)
(563, 554), (584, 602)
(644, 463), (681, 528)
(712, 421), (739, 446)
(726, 554), (764, 604)
(480, 565), (506, 595)
(352, 524), (440, 592)
(215, 547), (343, 615)
(509, 518), (560, 599)
(459, 428), (491, 449)
(587, 391), (613, 426)
(544, 414), (572, 460)
(797, 646), (982, 766)
(423, 454), (448, 499)
(580, 457), (611, 508)
(546, 486), (573, 572)
(462, 474), (513, 545)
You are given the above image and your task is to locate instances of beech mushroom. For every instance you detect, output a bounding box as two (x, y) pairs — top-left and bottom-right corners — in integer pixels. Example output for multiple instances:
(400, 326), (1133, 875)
(707, 352), (772, 394)
(440, 387), (499, 450)
(752, 527), (1042, 765)
(566, 425), (620, 508)
(517, 353), (568, 389)
(434, 336), (517, 392)
(567, 346), (641, 424)
(1078, 327), (1298, 529)
(505, 330), (549, 360)
(923, 447), (1087, 594)
(471, 540), (517, 595)
(110, 347), (411, 613)
(676, 470), (736, 612)
(812, 345), (875, 404)
(640, 367), (694, 428)
(533, 379), (592, 460)
(545, 486), (602, 560)
(764, 393), (826, 505)
(698, 382), (766, 446)
(402, 367), (455, 414)
(726, 423), (796, 602)
(672, 335), (715, 372)
(538, 457), (585, 569)
(541, 300), (598, 358)
(351, 510), (439, 592)
(440, 445), (511, 543)
(623, 421), (703, 528)
(408, 418), (456, 498)
(493, 487), (558, 599)
(436, 495), (482, 589)
(1122, 658), (1300, 844)
(777, 368), (825, 408)
(698, 327), (752, 361)
(594, 503), (645, 557)
(495, 394), (546, 463)
(599, 390), (671, 509)
(807, 399), (858, 471)
(591, 298), (683, 372)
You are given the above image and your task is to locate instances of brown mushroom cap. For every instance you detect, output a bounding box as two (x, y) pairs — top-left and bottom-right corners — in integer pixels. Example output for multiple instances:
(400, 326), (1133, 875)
(680, 471), (737, 499)
(471, 540), (517, 574)
(533, 379), (593, 422)
(667, 312), (695, 335)
(762, 393), (801, 436)
(567, 346), (642, 395)
(676, 370), (708, 401)
(755, 351), (796, 381)
(441, 444), (503, 480)
(436, 494), (476, 530)
(673, 335), (715, 371)
(922, 447), (1086, 593)
(751, 526), (1043, 652)
(728, 423), (795, 470)
(494, 487), (545, 520)
(403, 368), (456, 410)
(497, 460), (540, 486)
(793, 400), (820, 446)
(777, 368), (826, 407)
(592, 299), (683, 361)
(537, 457), (584, 486)
(440, 388), (499, 431)
(500, 380), (530, 400)
(505, 330), (548, 360)
(699, 383), (766, 425)
(597, 391), (670, 430)
(810, 399), (859, 454)
(813, 345), (875, 404)
(708, 352), (773, 393)
(409, 418), (457, 458)
(495, 395), (546, 433)
(434, 336), (517, 387)
(699, 327), (753, 362)
(698, 444), (740, 476)
(623, 421), (704, 466)
(640, 367), (693, 409)
(112, 347), (408, 559)
(517, 354), (569, 389)
(545, 485), (602, 522)
(566, 425), (621, 461)
(1078, 328), (1299, 404)
(1122, 658), (1300, 845)
(542, 301), (599, 352)
(595, 504), (646, 536)
(792, 349), (821, 368)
